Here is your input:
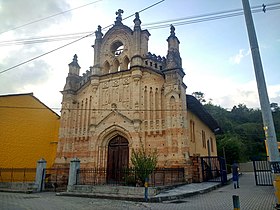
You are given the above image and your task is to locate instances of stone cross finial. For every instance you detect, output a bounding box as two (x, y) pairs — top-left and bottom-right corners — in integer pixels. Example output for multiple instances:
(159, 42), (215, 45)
(135, 12), (139, 20)
(116, 9), (124, 22)
(73, 54), (78, 62)
(170, 24), (175, 36)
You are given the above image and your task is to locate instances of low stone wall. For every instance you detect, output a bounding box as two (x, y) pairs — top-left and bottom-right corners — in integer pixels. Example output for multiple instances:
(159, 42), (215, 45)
(239, 162), (254, 172)
(67, 185), (158, 196)
(0, 182), (37, 192)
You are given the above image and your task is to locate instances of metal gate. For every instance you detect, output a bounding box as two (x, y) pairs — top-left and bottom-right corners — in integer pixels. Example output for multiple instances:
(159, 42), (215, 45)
(201, 156), (227, 185)
(43, 168), (69, 192)
(253, 159), (273, 186)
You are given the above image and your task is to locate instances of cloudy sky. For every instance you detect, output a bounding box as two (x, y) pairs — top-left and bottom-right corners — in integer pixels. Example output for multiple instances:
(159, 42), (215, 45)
(0, 0), (279, 113)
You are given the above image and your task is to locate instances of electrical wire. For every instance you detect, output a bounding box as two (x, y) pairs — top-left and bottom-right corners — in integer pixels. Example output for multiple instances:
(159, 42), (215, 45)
(0, 32), (93, 47)
(142, 2), (280, 27)
(0, 105), (187, 112)
(0, 0), (103, 35)
(0, 0), (165, 75)
(1, 3), (279, 48)
(0, 0), (165, 47)
(144, 5), (280, 30)
(1, 2), (279, 74)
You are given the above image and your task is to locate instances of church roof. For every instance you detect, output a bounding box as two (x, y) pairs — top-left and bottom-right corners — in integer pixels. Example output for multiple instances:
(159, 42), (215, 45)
(186, 94), (221, 134)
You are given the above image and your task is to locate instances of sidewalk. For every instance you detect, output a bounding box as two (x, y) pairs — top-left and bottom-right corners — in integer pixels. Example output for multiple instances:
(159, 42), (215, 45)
(57, 174), (233, 202)
(0, 173), (275, 210)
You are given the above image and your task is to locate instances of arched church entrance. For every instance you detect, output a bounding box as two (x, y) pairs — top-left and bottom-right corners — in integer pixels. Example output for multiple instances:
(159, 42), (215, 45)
(107, 135), (129, 183)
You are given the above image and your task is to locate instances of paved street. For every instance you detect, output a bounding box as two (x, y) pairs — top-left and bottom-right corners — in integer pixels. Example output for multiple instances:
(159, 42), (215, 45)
(0, 173), (275, 210)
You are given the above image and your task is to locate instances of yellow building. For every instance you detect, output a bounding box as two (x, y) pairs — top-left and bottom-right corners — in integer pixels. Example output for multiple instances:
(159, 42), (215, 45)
(0, 93), (60, 168)
(187, 95), (219, 157)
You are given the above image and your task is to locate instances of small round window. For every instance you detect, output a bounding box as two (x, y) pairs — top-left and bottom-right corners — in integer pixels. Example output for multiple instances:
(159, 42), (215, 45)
(111, 41), (124, 57)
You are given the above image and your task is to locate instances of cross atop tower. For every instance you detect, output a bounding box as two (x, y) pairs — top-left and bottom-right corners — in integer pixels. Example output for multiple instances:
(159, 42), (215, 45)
(115, 9), (124, 23)
(170, 24), (175, 37)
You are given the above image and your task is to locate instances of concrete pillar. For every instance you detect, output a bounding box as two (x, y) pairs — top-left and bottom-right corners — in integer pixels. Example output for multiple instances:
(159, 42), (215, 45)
(35, 158), (46, 192)
(67, 158), (80, 191)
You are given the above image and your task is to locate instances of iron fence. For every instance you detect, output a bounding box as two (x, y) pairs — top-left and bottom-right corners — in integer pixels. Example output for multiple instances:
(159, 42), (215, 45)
(201, 156), (227, 185)
(0, 168), (36, 183)
(77, 167), (185, 187)
(44, 168), (69, 191)
(252, 159), (273, 186)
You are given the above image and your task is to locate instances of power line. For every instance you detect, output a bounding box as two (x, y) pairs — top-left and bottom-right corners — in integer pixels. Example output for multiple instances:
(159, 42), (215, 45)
(142, 2), (280, 27)
(0, 32), (93, 47)
(0, 0), (165, 75)
(145, 4), (280, 30)
(1, 1), (279, 74)
(1, 3), (279, 48)
(0, 105), (187, 112)
(0, 0), (165, 47)
(0, 34), (94, 74)
(0, 0), (102, 35)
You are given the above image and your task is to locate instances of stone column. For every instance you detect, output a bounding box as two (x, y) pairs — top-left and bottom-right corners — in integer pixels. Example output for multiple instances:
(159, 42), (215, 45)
(35, 158), (47, 192)
(67, 158), (80, 192)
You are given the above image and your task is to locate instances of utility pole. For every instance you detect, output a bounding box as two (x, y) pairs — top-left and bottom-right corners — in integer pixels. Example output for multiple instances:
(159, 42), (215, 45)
(242, 0), (280, 207)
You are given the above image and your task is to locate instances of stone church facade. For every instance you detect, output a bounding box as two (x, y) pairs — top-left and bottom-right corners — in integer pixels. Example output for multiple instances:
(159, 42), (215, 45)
(55, 10), (220, 182)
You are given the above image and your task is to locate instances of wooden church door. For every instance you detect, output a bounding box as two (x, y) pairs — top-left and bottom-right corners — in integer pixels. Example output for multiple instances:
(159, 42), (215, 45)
(107, 135), (128, 183)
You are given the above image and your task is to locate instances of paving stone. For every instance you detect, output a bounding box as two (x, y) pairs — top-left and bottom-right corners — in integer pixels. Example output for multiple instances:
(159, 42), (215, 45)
(0, 173), (275, 210)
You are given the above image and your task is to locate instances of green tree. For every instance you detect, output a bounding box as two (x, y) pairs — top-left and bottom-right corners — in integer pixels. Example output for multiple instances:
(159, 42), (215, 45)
(217, 134), (245, 164)
(205, 102), (270, 162)
(271, 102), (280, 112)
(271, 103), (280, 140)
(234, 122), (266, 159)
(204, 103), (234, 132)
(199, 93), (280, 162)
(192, 91), (206, 104)
(131, 143), (158, 186)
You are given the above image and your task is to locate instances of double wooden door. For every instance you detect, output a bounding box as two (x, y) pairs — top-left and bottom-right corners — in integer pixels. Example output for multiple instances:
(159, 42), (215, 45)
(107, 135), (128, 183)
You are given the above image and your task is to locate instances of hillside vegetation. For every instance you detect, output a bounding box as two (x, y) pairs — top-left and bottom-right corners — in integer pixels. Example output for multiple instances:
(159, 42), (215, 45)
(192, 92), (280, 163)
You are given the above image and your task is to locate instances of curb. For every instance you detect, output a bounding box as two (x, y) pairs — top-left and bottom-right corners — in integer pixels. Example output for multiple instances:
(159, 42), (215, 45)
(150, 182), (222, 202)
(0, 189), (33, 194)
(56, 182), (224, 203)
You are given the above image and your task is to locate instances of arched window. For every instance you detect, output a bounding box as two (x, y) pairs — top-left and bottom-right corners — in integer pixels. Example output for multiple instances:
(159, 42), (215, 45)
(103, 61), (110, 74)
(112, 59), (120, 73)
(111, 41), (124, 57)
(170, 96), (176, 109)
(122, 56), (130, 70)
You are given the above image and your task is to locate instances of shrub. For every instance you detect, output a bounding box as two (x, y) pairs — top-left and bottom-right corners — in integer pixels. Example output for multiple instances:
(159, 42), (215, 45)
(131, 143), (157, 186)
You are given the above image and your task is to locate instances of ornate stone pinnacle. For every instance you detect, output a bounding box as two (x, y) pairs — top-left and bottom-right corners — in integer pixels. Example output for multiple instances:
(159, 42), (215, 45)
(95, 25), (103, 38)
(69, 54), (80, 68)
(133, 12), (141, 28)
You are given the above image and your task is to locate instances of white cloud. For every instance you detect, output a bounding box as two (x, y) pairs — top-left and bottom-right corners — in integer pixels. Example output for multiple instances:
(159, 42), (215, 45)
(0, 0), (71, 35)
(208, 81), (280, 109)
(186, 66), (280, 109)
(229, 49), (250, 65)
